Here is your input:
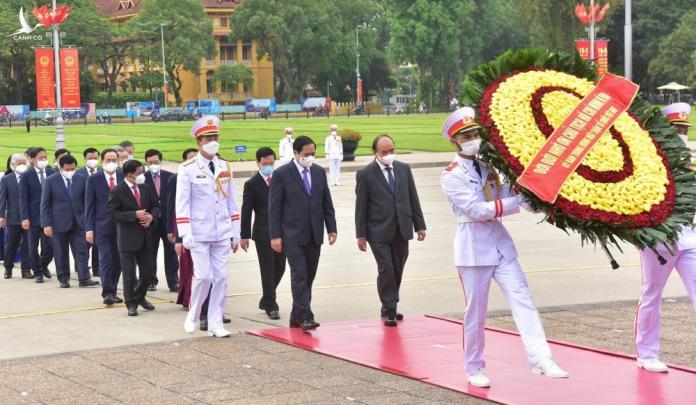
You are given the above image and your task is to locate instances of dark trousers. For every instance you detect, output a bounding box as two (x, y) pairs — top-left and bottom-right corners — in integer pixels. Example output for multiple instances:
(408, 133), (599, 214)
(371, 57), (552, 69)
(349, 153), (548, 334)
(27, 225), (53, 273)
(120, 246), (155, 308)
(4, 225), (30, 273)
(95, 233), (121, 298)
(368, 231), (409, 311)
(285, 242), (321, 322)
(51, 227), (90, 283)
(150, 219), (179, 289)
(88, 242), (99, 276)
(255, 242), (286, 311)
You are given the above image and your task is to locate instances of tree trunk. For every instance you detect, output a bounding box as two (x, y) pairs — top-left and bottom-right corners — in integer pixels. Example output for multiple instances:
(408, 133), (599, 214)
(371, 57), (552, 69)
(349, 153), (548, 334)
(169, 67), (183, 106)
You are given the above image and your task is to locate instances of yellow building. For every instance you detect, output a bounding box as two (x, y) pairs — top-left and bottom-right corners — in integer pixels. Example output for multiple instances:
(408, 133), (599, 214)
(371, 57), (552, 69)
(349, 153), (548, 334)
(94, 0), (274, 104)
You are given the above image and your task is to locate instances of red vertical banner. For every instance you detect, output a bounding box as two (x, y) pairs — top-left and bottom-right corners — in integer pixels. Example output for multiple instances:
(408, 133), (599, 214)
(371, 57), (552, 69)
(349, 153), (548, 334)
(357, 79), (363, 103)
(576, 39), (610, 77)
(575, 40), (591, 60)
(34, 48), (56, 110)
(59, 48), (81, 108)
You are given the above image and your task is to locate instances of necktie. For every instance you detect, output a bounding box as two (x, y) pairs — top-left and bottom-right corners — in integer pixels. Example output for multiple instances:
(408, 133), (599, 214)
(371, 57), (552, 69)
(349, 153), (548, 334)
(132, 185), (141, 208)
(473, 160), (482, 179)
(267, 176), (272, 186)
(108, 176), (115, 190)
(39, 170), (45, 185)
(66, 179), (72, 198)
(302, 168), (312, 195)
(89, 169), (94, 176)
(385, 167), (396, 194)
(154, 174), (160, 196)
(208, 161), (215, 175)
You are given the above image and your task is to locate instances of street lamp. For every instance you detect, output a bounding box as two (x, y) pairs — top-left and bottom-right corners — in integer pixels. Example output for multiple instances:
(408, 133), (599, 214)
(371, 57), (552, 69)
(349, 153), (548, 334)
(355, 23), (367, 107)
(160, 23), (168, 108)
(52, 0), (64, 149)
(624, 0), (632, 81)
(326, 80), (332, 98)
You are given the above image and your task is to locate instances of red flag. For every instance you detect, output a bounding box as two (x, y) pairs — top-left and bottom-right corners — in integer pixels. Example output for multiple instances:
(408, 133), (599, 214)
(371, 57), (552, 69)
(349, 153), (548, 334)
(59, 49), (80, 108)
(34, 48), (56, 109)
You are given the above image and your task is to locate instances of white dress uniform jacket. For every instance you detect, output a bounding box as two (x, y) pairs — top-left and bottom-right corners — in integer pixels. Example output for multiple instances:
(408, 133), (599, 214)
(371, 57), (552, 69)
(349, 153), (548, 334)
(176, 153), (240, 241)
(441, 155), (519, 266)
(279, 137), (294, 165)
(324, 135), (343, 160)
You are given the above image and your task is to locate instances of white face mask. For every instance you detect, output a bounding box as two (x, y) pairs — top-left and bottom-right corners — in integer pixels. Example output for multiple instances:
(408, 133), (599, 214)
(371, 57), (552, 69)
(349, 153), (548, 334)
(148, 164), (161, 174)
(103, 162), (118, 173)
(62, 170), (76, 180)
(679, 134), (689, 147)
(135, 173), (146, 185)
(298, 155), (314, 168)
(286, 134), (293, 139)
(458, 138), (481, 156)
(14, 164), (27, 174)
(128, 154), (134, 160)
(86, 159), (99, 169)
(331, 131), (337, 136)
(36, 159), (48, 170)
(202, 140), (220, 155)
(377, 153), (396, 166)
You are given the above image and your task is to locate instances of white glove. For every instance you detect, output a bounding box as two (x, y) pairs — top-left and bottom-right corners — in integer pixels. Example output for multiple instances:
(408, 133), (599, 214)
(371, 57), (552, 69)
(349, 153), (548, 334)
(182, 234), (195, 250)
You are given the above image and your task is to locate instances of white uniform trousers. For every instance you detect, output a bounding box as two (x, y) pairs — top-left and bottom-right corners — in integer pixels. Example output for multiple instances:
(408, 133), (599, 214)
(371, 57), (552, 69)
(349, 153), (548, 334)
(636, 248), (696, 359)
(457, 257), (552, 374)
(328, 159), (341, 185)
(187, 240), (231, 331)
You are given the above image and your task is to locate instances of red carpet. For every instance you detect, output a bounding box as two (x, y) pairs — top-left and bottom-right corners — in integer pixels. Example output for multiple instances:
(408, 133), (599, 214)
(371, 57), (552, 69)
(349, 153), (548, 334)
(248, 315), (696, 405)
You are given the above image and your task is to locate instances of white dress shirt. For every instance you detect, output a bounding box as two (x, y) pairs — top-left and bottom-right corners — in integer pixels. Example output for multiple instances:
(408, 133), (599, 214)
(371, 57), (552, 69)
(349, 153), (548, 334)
(293, 159), (312, 188)
(375, 158), (396, 183)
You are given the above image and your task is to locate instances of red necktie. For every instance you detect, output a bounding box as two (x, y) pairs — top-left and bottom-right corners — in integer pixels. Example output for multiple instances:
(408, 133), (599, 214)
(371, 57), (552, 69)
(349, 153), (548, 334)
(267, 176), (272, 186)
(108, 176), (115, 190)
(132, 185), (141, 208)
(154, 174), (160, 196)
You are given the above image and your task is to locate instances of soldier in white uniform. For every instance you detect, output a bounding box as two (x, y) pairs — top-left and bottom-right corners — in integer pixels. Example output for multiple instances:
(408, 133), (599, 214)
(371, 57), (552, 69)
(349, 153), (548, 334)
(278, 127), (294, 165)
(324, 124), (343, 186)
(440, 107), (569, 387)
(635, 103), (696, 373)
(176, 115), (241, 337)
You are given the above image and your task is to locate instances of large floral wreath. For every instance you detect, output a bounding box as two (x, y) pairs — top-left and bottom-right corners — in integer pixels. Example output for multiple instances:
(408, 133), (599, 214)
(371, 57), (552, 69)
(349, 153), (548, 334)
(461, 48), (696, 250)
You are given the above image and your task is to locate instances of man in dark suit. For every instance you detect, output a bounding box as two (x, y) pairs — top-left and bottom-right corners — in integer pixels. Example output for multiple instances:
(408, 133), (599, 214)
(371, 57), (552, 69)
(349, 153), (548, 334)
(355, 134), (427, 326)
(241, 147), (286, 320)
(86, 148), (124, 304)
(0, 154), (31, 279)
(19, 147), (55, 283)
(144, 148), (178, 292)
(40, 155), (99, 289)
(77, 147), (101, 277)
(269, 136), (337, 330)
(108, 159), (158, 316)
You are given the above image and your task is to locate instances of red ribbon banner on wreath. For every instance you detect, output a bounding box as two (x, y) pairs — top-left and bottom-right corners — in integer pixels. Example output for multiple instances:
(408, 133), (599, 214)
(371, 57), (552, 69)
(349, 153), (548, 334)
(516, 73), (639, 203)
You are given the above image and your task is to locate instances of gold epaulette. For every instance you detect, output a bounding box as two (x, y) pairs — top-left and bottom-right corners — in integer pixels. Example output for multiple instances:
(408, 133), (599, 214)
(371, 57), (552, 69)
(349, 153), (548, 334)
(444, 161), (458, 171)
(182, 157), (195, 166)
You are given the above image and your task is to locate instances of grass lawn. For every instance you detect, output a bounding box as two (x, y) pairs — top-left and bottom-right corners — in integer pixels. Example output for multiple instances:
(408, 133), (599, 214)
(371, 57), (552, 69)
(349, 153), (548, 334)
(0, 114), (451, 164)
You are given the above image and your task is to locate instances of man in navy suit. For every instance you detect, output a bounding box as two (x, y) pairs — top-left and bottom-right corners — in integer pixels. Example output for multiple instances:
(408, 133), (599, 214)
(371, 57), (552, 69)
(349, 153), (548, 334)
(144, 149), (178, 292)
(40, 155), (99, 289)
(0, 154), (31, 279)
(86, 148), (124, 304)
(77, 147), (101, 277)
(269, 135), (337, 330)
(19, 147), (55, 283)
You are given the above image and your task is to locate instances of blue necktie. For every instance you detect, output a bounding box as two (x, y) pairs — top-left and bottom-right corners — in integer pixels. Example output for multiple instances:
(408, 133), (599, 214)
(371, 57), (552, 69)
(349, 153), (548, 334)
(302, 168), (312, 195)
(385, 167), (396, 194)
(66, 179), (73, 198)
(473, 160), (482, 179)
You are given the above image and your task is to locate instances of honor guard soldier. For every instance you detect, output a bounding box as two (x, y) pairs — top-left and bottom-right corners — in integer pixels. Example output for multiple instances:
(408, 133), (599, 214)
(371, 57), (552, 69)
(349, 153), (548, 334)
(325, 124), (343, 186)
(440, 107), (569, 387)
(635, 103), (696, 373)
(279, 127), (295, 165)
(176, 115), (241, 337)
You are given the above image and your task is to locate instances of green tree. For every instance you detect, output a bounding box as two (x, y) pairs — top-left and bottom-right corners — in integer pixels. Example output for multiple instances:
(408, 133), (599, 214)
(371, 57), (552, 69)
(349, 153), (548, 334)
(647, 10), (696, 87)
(516, 0), (585, 54)
(211, 64), (254, 93)
(131, 0), (215, 106)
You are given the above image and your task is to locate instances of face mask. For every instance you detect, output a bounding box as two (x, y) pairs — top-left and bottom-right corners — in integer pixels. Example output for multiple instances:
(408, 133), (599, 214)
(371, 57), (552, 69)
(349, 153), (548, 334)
(298, 155), (314, 168)
(259, 165), (274, 177)
(104, 162), (118, 173)
(118, 160), (126, 168)
(378, 153), (396, 166)
(128, 154), (134, 160)
(135, 173), (146, 185)
(458, 138), (481, 156)
(86, 159), (99, 169)
(286, 134), (292, 139)
(62, 170), (75, 180)
(331, 131), (337, 136)
(14, 164), (27, 174)
(36, 160), (48, 170)
(679, 134), (689, 146)
(149, 164), (161, 174)
(202, 140), (220, 155)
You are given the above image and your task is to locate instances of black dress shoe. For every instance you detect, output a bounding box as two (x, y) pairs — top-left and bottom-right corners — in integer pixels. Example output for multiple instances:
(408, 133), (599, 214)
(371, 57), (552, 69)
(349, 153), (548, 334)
(21, 271), (34, 279)
(381, 309), (404, 321)
(139, 300), (155, 311)
(199, 318), (208, 331)
(300, 319), (320, 331)
(103, 295), (114, 305)
(42, 269), (51, 278)
(222, 315), (231, 324)
(4, 270), (11, 279)
(79, 279), (99, 287)
(59, 281), (70, 288)
(384, 316), (398, 327)
(113, 296), (124, 304)
(267, 310), (280, 320)
(35, 275), (45, 284)
(148, 284), (156, 292)
(289, 319), (301, 328)
(127, 306), (138, 316)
